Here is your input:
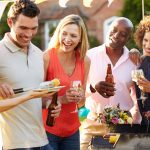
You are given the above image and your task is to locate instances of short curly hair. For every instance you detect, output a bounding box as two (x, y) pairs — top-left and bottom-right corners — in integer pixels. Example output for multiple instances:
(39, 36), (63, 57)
(134, 16), (150, 49)
(8, 0), (40, 23)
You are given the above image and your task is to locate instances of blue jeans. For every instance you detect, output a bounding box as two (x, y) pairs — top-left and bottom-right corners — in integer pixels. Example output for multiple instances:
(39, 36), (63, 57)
(9, 144), (53, 150)
(46, 130), (80, 150)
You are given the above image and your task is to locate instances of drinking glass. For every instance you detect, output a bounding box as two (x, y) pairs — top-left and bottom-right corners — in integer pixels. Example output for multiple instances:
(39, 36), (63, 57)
(70, 80), (82, 113)
(131, 69), (147, 106)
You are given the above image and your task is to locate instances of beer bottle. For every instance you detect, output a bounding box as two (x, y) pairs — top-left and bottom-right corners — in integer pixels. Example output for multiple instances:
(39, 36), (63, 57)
(46, 92), (58, 127)
(105, 64), (114, 83)
(105, 64), (114, 97)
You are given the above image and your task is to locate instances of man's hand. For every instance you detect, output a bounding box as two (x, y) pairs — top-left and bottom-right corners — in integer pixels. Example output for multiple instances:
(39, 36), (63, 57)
(95, 81), (115, 98)
(0, 83), (14, 99)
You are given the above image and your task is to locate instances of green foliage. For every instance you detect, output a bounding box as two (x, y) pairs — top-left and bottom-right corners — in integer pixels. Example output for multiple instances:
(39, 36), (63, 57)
(0, 3), (11, 40)
(32, 34), (42, 49)
(121, 0), (150, 51)
(88, 35), (100, 49)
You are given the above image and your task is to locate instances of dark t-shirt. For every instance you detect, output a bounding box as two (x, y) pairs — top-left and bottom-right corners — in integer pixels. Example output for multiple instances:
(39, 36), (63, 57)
(135, 56), (150, 125)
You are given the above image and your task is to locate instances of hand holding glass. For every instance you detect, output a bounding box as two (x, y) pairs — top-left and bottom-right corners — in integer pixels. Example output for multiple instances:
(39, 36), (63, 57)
(131, 69), (146, 106)
(70, 80), (83, 113)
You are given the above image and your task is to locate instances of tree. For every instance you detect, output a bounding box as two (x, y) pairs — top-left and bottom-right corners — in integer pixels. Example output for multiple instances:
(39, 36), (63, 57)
(0, 3), (10, 40)
(121, 0), (150, 50)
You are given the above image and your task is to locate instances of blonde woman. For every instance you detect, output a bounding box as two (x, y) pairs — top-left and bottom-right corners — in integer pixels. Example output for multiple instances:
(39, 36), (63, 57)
(43, 14), (90, 150)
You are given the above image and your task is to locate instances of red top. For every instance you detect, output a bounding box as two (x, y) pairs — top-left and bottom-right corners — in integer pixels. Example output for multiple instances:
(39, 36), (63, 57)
(42, 48), (84, 137)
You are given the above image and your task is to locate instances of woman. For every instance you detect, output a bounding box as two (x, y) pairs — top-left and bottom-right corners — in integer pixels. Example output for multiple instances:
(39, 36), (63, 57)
(42, 14), (90, 150)
(134, 16), (150, 132)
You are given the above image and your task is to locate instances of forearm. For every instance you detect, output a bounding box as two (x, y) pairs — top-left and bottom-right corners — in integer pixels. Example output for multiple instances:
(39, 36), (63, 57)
(130, 85), (142, 124)
(130, 105), (142, 124)
(0, 94), (32, 112)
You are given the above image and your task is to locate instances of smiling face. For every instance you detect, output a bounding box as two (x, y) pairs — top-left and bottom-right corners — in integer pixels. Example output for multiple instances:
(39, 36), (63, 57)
(8, 14), (38, 50)
(142, 31), (150, 56)
(59, 24), (81, 53)
(106, 20), (132, 50)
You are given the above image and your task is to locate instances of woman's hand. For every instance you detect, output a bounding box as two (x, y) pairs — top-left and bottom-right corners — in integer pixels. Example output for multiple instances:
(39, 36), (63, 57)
(137, 77), (150, 93)
(51, 101), (61, 118)
(65, 88), (85, 103)
(129, 48), (141, 65)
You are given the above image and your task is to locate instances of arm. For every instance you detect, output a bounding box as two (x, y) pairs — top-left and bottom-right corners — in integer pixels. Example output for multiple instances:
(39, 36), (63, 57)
(0, 90), (50, 112)
(129, 83), (142, 124)
(77, 56), (91, 108)
(43, 50), (61, 117)
(43, 50), (50, 80)
(129, 48), (141, 65)
(42, 50), (52, 107)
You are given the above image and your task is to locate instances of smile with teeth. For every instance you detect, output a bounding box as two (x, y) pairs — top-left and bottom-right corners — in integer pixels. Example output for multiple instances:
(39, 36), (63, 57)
(64, 43), (72, 48)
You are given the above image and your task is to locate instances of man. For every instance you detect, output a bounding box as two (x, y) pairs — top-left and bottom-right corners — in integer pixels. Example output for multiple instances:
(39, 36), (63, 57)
(80, 17), (142, 149)
(0, 0), (61, 149)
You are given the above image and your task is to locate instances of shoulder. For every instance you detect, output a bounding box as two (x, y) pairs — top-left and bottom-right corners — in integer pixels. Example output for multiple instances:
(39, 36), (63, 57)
(84, 55), (91, 71)
(84, 55), (91, 66)
(43, 49), (51, 63)
(87, 44), (104, 57)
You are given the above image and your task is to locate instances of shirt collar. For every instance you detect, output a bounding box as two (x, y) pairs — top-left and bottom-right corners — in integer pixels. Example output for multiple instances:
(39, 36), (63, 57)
(102, 44), (130, 69)
(3, 33), (33, 53)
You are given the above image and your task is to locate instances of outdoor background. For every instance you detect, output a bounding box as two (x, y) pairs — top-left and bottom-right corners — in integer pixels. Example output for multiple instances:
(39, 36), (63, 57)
(0, 0), (150, 52)
(0, 0), (150, 149)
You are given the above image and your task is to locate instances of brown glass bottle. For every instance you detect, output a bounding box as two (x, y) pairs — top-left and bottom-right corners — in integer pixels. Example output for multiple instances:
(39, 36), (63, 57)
(105, 64), (114, 83)
(105, 64), (114, 97)
(46, 92), (58, 127)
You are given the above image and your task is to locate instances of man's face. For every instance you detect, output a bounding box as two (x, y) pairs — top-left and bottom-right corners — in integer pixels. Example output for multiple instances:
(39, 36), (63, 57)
(106, 20), (131, 50)
(7, 14), (38, 50)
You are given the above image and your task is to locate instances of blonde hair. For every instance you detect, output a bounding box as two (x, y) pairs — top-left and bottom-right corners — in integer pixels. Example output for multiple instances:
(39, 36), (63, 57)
(134, 16), (150, 49)
(48, 14), (89, 59)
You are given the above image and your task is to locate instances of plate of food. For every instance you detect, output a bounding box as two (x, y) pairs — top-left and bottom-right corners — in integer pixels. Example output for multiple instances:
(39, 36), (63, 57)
(33, 86), (65, 92)
(13, 79), (64, 94)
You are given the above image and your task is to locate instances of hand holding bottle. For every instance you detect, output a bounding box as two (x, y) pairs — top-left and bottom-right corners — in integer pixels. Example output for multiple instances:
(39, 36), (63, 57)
(46, 92), (59, 127)
(95, 81), (115, 98)
(95, 64), (115, 98)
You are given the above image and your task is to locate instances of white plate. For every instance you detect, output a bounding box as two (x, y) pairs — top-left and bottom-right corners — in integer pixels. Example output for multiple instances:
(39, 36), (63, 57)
(33, 86), (65, 92)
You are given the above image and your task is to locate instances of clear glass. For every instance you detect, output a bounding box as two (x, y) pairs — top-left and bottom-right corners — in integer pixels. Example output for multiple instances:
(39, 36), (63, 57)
(131, 69), (146, 106)
(70, 80), (82, 113)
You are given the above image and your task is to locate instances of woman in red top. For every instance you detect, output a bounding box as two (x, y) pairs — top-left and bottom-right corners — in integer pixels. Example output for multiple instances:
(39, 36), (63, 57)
(43, 14), (90, 150)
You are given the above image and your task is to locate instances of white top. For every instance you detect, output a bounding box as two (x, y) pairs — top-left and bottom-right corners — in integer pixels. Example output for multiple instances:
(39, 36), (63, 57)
(0, 33), (48, 149)
(85, 44), (142, 123)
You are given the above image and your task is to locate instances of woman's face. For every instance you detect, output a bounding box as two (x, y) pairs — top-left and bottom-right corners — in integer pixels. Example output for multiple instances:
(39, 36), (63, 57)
(59, 24), (81, 53)
(142, 31), (150, 56)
